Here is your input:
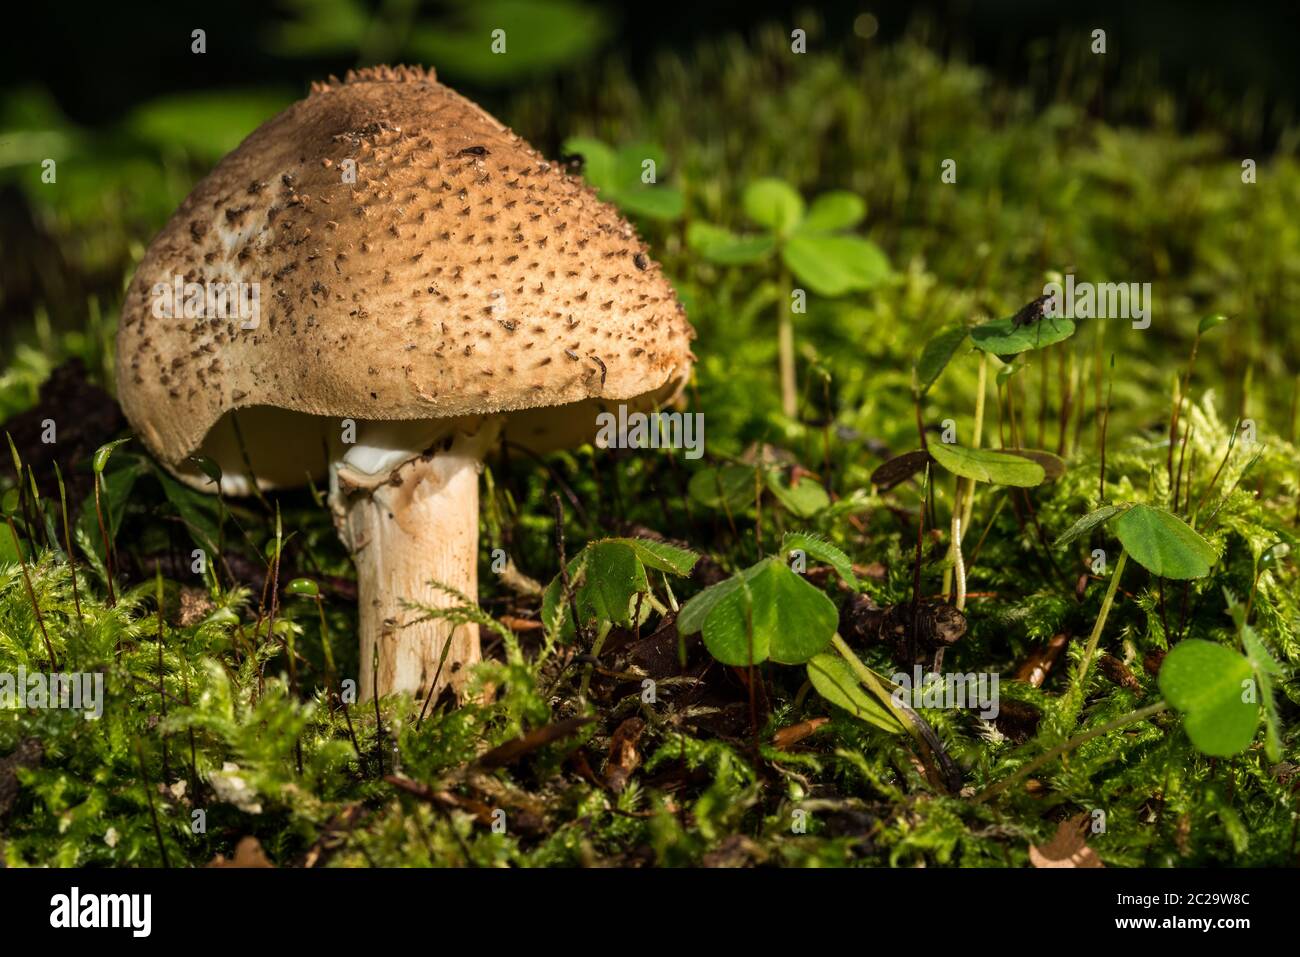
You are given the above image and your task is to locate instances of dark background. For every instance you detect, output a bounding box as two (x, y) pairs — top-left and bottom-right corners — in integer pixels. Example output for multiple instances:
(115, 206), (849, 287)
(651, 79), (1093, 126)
(8, 0), (1297, 146)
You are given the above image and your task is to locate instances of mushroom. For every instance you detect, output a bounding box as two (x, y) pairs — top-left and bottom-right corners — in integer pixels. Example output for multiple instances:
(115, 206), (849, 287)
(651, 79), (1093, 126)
(116, 65), (694, 701)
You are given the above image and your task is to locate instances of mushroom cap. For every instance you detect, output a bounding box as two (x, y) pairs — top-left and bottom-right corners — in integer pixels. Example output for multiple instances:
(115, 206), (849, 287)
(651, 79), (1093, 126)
(116, 65), (694, 490)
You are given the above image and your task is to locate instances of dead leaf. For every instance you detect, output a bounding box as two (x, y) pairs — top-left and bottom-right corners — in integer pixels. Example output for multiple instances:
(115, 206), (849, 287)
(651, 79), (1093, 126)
(208, 836), (274, 868)
(603, 717), (646, 793)
(500, 615), (543, 632)
(1015, 633), (1069, 687)
(1029, 813), (1103, 868)
(1099, 652), (1143, 694)
(772, 717), (829, 750)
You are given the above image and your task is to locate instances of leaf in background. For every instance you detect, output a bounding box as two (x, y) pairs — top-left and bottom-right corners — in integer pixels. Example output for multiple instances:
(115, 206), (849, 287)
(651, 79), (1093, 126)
(688, 464), (755, 510)
(0, 88), (78, 171)
(541, 552), (585, 638)
(1113, 504), (1217, 579)
(1158, 640), (1258, 756)
(615, 187), (684, 221)
(764, 470), (830, 517)
(408, 0), (609, 85)
(870, 449), (931, 491)
(562, 138), (683, 221)
(265, 0), (371, 56)
(782, 234), (890, 296)
(153, 465), (222, 556)
(798, 191), (866, 234)
(782, 532), (859, 591)
(129, 91), (294, 162)
(561, 135), (618, 192)
(742, 178), (804, 234)
(686, 222), (775, 265)
(1198, 313), (1229, 335)
(613, 142), (668, 191)
(928, 443), (1045, 487)
(701, 558), (837, 665)
(913, 325), (969, 395)
(1055, 504), (1127, 546)
(806, 654), (904, 733)
(970, 315), (1075, 355)
(1003, 449), (1068, 481)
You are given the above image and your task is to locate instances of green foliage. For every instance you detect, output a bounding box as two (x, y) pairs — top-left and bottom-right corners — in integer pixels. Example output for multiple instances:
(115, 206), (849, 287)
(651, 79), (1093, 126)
(689, 178), (891, 295)
(1158, 640), (1258, 756)
(677, 555), (837, 665)
(806, 655), (904, 734)
(541, 537), (696, 638)
(970, 315), (1076, 355)
(913, 326), (969, 396)
(1114, 505), (1218, 580)
(561, 136), (684, 220)
(3, 18), (1299, 869)
(928, 443), (1047, 487)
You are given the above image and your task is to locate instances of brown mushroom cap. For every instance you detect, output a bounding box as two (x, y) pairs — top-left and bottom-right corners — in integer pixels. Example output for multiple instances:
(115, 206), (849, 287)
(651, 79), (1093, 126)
(116, 65), (694, 489)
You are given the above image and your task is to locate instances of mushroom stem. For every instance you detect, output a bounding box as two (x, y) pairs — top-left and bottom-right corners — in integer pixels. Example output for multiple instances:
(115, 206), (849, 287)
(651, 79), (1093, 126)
(333, 423), (499, 702)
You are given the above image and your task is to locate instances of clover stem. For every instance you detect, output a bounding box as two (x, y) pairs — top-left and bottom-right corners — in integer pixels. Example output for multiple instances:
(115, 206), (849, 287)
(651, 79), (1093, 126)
(952, 516), (967, 611)
(830, 634), (925, 752)
(777, 265), (797, 418)
(1068, 547), (1128, 718)
(580, 621), (613, 701)
(961, 352), (988, 534)
(945, 352), (986, 600)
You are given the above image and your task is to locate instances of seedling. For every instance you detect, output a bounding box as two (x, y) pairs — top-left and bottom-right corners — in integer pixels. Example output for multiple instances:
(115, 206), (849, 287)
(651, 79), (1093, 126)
(689, 178), (890, 417)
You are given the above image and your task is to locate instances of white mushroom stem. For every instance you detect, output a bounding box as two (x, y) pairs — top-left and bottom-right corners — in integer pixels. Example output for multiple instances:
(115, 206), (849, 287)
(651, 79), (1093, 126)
(331, 421), (500, 702)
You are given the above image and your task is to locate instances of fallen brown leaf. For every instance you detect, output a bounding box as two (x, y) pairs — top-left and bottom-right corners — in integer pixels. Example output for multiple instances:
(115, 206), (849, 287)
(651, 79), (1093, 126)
(499, 615), (543, 632)
(772, 717), (829, 750)
(1015, 633), (1070, 687)
(208, 836), (274, 868)
(1029, 813), (1103, 868)
(603, 717), (646, 793)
